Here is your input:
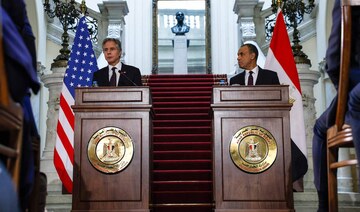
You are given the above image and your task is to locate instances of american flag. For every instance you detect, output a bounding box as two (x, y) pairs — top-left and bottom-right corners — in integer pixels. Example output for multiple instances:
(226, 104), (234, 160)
(54, 16), (98, 193)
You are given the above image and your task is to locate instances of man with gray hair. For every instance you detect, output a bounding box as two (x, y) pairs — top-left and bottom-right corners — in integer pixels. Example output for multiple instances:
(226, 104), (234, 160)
(92, 38), (142, 86)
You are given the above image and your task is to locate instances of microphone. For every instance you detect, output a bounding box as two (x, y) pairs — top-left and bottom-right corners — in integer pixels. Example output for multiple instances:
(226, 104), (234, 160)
(119, 70), (138, 86)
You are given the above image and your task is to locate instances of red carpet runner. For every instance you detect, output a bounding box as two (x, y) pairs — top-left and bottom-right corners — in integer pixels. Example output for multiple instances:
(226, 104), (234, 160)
(145, 74), (227, 212)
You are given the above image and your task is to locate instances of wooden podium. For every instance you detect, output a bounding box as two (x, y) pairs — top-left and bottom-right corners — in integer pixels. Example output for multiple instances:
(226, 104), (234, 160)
(211, 85), (294, 212)
(71, 87), (152, 212)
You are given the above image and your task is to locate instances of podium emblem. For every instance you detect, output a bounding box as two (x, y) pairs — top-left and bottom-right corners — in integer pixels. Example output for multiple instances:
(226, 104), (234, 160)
(88, 127), (134, 174)
(229, 125), (277, 173)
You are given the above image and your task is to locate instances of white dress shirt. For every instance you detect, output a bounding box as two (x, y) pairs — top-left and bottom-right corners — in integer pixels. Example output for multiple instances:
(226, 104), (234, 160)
(108, 62), (123, 85)
(245, 66), (259, 85)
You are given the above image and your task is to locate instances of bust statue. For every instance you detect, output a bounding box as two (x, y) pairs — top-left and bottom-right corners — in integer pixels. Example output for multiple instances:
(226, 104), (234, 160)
(171, 11), (190, 35)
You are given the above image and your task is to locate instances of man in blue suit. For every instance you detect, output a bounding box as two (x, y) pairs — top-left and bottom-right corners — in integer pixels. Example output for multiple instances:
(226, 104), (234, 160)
(229, 43), (280, 85)
(92, 38), (142, 86)
(312, 0), (360, 211)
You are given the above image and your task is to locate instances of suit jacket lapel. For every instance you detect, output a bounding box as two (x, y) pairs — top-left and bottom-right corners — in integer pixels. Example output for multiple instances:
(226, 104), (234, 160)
(256, 67), (263, 85)
(240, 72), (246, 85)
(105, 66), (111, 86)
(118, 63), (126, 86)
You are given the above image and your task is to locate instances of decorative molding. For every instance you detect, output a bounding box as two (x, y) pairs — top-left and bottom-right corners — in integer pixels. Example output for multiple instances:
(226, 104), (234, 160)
(205, 0), (211, 74)
(152, 0), (158, 74)
(108, 23), (123, 39)
(37, 61), (46, 76)
(240, 18), (256, 40)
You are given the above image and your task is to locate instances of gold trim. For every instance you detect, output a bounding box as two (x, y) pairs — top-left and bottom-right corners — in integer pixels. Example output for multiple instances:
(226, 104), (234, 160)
(87, 127), (134, 174)
(229, 125), (277, 173)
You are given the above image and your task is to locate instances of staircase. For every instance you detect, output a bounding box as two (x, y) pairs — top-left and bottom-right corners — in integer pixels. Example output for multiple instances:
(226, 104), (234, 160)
(147, 74), (227, 212)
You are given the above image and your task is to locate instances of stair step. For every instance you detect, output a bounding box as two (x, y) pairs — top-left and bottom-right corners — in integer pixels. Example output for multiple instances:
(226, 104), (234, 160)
(151, 204), (213, 212)
(153, 126), (211, 134)
(152, 96), (211, 102)
(153, 107), (211, 114)
(155, 113), (210, 120)
(149, 77), (217, 83)
(153, 142), (211, 151)
(152, 191), (213, 204)
(153, 134), (212, 142)
(153, 120), (211, 127)
(152, 180), (212, 191)
(153, 101), (210, 107)
(148, 82), (213, 87)
(153, 159), (212, 170)
(150, 86), (212, 92)
(152, 91), (212, 97)
(153, 150), (212, 160)
(149, 74), (225, 78)
(153, 170), (212, 181)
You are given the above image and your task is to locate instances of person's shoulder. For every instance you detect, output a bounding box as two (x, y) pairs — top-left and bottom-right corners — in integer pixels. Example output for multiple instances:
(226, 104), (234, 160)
(93, 66), (108, 78)
(122, 63), (140, 72)
(260, 67), (277, 75)
(229, 72), (245, 85)
(94, 66), (108, 74)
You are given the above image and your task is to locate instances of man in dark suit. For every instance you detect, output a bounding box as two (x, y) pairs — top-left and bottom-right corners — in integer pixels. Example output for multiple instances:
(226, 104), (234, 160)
(229, 43), (280, 85)
(312, 0), (360, 211)
(92, 38), (142, 86)
(230, 43), (308, 183)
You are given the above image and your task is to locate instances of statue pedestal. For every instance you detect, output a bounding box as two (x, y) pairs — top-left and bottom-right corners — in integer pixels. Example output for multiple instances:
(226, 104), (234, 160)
(173, 35), (188, 74)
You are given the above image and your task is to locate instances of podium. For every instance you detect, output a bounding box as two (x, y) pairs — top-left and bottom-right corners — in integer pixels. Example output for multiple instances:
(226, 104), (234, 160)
(71, 87), (152, 212)
(211, 86), (294, 212)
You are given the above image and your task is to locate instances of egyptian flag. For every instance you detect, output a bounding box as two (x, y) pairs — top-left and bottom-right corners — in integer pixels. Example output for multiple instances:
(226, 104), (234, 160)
(264, 9), (308, 183)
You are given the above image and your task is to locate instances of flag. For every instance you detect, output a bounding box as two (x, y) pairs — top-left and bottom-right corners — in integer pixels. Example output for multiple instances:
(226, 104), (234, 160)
(264, 9), (308, 181)
(54, 16), (98, 193)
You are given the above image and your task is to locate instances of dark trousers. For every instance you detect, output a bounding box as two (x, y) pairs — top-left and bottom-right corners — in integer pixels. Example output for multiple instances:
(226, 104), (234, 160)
(312, 83), (360, 210)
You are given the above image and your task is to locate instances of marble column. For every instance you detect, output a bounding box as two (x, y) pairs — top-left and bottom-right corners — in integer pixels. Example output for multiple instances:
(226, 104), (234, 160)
(297, 63), (321, 190)
(98, 1), (128, 67)
(233, 0), (258, 43)
(40, 61), (67, 185)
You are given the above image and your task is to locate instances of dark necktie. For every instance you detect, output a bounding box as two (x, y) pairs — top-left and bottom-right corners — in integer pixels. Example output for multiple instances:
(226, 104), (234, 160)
(110, 67), (117, 86)
(248, 71), (254, 86)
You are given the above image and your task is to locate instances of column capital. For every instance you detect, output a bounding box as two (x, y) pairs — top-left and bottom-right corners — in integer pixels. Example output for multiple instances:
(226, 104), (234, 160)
(40, 66), (67, 89)
(98, 0), (129, 63)
(233, 0), (259, 17)
(98, 1), (129, 21)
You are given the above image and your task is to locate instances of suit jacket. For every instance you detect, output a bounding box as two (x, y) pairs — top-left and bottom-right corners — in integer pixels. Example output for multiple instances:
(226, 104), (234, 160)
(229, 66), (280, 85)
(2, 7), (40, 102)
(92, 63), (143, 86)
(324, 0), (360, 126)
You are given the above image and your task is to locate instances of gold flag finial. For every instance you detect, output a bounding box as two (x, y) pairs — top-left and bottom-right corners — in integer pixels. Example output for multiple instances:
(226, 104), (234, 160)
(80, 0), (87, 14)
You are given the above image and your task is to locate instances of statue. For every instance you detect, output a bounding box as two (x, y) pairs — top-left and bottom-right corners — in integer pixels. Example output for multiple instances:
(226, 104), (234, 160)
(171, 11), (190, 35)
